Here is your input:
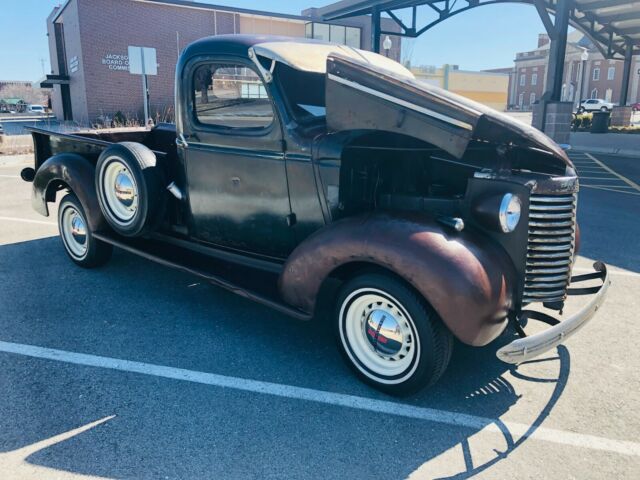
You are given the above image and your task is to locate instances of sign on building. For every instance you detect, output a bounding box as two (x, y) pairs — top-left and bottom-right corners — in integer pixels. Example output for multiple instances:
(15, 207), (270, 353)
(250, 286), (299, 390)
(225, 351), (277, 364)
(128, 46), (157, 76)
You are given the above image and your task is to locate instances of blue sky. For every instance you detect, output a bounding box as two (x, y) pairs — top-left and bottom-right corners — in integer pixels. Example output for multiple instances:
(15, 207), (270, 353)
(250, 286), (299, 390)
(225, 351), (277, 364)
(0, 0), (550, 81)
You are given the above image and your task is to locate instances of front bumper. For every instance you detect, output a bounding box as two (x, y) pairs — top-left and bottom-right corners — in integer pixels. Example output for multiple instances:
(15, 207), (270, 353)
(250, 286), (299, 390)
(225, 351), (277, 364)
(497, 261), (610, 364)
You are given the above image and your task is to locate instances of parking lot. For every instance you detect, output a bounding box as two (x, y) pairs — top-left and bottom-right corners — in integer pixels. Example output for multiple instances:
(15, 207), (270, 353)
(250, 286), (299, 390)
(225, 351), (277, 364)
(0, 152), (639, 479)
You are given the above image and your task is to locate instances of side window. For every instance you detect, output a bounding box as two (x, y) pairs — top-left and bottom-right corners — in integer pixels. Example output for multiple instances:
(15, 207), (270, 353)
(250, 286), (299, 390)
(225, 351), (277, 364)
(193, 63), (274, 130)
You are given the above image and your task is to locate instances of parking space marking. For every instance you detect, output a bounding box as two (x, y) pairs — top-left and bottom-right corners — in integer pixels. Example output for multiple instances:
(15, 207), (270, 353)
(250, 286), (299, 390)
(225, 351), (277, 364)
(0, 216), (56, 226)
(568, 152), (640, 196)
(0, 174), (20, 178)
(1, 340), (639, 458)
(584, 153), (640, 192)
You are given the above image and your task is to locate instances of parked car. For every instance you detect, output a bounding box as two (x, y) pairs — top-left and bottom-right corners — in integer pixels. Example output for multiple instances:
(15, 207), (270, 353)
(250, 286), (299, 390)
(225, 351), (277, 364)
(578, 98), (615, 112)
(21, 35), (609, 395)
(27, 105), (46, 114)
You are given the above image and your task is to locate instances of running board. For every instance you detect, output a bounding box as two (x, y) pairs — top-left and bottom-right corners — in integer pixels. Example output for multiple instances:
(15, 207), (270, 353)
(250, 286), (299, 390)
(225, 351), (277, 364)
(93, 232), (312, 321)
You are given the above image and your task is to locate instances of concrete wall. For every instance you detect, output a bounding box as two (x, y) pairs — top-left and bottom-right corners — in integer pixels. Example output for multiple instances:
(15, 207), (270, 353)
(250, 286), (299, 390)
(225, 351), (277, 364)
(413, 68), (509, 111)
(448, 71), (509, 111)
(60, 0), (90, 122)
(239, 16), (305, 36)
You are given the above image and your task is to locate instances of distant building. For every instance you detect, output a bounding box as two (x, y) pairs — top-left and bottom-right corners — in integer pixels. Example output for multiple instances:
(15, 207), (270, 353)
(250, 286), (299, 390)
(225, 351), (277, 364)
(0, 80), (32, 90)
(506, 31), (640, 111)
(0, 98), (27, 113)
(413, 65), (510, 111)
(41, 0), (401, 124)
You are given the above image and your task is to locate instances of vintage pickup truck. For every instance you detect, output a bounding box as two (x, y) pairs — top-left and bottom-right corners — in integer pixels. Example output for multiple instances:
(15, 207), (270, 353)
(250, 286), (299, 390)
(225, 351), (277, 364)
(22, 35), (609, 395)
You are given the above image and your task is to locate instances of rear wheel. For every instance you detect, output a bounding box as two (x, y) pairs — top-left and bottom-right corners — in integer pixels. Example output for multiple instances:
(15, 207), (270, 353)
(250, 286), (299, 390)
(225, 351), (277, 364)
(600, 106), (608, 112)
(58, 194), (112, 268)
(335, 273), (453, 396)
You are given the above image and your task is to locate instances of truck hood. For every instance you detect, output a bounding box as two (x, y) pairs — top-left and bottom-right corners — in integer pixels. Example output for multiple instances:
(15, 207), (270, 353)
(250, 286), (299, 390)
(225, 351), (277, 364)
(325, 54), (570, 164)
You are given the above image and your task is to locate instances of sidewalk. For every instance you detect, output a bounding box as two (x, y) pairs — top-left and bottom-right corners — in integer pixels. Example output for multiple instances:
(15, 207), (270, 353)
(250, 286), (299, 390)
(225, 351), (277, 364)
(570, 132), (640, 158)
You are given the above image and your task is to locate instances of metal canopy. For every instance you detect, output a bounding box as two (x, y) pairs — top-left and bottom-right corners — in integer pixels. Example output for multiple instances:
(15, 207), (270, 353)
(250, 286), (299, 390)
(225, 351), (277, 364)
(318, 0), (640, 59)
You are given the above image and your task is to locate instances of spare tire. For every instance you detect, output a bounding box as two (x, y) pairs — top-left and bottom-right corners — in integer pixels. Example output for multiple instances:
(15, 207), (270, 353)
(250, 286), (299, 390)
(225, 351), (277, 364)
(96, 142), (165, 237)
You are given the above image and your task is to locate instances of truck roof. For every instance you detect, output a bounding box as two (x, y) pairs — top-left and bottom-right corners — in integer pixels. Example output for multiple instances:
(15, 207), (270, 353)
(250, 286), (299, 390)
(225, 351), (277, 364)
(179, 34), (412, 77)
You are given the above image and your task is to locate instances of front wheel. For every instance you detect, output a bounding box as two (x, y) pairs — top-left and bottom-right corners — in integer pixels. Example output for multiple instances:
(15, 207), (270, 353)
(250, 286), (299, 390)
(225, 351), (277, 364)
(58, 194), (112, 268)
(335, 273), (453, 396)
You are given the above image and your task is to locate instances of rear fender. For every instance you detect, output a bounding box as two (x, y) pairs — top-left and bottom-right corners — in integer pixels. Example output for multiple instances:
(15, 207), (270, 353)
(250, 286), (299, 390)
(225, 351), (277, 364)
(32, 153), (106, 232)
(279, 212), (516, 346)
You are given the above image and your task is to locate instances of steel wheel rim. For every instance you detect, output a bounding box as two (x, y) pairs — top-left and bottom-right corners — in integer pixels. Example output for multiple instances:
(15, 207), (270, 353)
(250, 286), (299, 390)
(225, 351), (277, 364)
(102, 158), (138, 225)
(61, 205), (88, 259)
(340, 288), (420, 384)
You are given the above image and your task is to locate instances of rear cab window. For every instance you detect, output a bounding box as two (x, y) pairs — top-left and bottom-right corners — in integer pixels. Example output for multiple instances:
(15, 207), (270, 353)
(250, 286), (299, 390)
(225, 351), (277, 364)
(192, 63), (274, 130)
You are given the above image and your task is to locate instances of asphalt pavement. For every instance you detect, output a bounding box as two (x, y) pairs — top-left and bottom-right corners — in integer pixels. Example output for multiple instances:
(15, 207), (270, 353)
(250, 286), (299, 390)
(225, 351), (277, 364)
(0, 152), (639, 479)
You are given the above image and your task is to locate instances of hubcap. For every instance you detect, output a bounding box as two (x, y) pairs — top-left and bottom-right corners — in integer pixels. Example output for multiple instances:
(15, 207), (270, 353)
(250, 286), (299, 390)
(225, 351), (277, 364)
(365, 309), (403, 357)
(102, 159), (138, 224)
(340, 289), (420, 383)
(61, 206), (88, 258)
(114, 172), (135, 207)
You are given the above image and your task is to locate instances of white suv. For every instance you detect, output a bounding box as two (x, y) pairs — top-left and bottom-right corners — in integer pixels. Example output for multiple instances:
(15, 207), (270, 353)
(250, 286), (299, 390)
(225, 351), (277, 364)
(27, 105), (46, 114)
(579, 98), (615, 113)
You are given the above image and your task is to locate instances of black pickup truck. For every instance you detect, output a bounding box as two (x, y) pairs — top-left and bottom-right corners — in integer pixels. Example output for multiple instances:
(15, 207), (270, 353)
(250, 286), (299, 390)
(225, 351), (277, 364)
(23, 35), (609, 395)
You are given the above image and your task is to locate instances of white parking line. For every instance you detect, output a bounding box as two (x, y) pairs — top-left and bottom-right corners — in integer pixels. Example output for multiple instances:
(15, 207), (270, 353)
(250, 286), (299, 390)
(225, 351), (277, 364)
(585, 153), (640, 192)
(0, 174), (20, 178)
(0, 216), (56, 226)
(1, 340), (639, 458)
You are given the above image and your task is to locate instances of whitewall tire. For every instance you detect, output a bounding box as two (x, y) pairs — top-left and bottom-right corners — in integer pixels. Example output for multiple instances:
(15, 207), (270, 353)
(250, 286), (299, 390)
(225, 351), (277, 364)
(336, 273), (453, 395)
(58, 194), (112, 268)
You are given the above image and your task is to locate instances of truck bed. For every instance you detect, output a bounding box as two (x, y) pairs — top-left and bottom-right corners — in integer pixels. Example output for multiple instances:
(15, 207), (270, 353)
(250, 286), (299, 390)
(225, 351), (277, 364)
(27, 123), (178, 170)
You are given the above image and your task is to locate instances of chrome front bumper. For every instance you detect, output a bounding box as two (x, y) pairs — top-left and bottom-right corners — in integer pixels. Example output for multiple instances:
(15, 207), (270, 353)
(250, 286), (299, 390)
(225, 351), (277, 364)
(497, 262), (610, 364)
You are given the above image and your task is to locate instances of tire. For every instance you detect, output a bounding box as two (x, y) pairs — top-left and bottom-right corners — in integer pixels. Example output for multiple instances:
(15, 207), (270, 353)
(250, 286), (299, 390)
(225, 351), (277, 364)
(58, 194), (112, 268)
(600, 106), (608, 112)
(578, 107), (585, 113)
(335, 273), (453, 396)
(96, 142), (165, 237)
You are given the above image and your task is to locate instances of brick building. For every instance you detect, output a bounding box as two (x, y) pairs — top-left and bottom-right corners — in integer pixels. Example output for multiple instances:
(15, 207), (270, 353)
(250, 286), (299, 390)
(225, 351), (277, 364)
(42, 0), (401, 124)
(505, 31), (640, 111)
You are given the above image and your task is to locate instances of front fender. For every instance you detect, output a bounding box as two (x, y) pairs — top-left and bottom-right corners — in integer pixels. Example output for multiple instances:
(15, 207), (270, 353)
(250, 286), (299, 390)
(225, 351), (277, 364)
(32, 153), (106, 232)
(279, 212), (516, 346)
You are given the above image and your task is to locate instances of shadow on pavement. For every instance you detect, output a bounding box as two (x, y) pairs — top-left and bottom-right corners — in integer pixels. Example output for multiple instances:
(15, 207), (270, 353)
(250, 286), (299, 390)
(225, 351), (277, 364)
(0, 237), (571, 479)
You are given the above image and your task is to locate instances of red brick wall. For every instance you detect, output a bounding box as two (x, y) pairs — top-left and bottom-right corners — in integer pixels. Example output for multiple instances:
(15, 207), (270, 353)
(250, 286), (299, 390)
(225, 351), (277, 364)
(75, 0), (239, 123)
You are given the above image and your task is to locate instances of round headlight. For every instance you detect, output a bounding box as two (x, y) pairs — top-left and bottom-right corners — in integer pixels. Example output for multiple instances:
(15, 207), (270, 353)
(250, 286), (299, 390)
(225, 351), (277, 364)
(499, 193), (521, 233)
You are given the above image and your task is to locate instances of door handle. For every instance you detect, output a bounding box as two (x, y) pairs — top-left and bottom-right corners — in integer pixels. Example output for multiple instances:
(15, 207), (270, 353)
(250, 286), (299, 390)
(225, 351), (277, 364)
(176, 133), (189, 148)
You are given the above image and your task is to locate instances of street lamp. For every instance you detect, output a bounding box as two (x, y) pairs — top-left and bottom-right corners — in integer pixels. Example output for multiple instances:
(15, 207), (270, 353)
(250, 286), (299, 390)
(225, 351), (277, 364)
(383, 35), (392, 57)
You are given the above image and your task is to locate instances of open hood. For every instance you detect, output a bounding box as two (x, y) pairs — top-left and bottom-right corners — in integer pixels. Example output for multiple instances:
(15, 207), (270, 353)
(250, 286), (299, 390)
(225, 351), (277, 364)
(325, 54), (570, 163)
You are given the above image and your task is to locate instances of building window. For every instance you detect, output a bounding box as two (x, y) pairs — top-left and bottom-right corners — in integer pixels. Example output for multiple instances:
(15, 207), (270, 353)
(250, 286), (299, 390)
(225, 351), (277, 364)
(530, 92), (536, 105)
(520, 74), (526, 86)
(591, 88), (598, 99)
(592, 68), (600, 81)
(330, 25), (346, 45)
(306, 23), (361, 48)
(345, 27), (361, 48)
(192, 63), (273, 129)
(311, 23), (330, 42)
(518, 93), (524, 107)
(607, 66), (615, 80)
(531, 73), (537, 86)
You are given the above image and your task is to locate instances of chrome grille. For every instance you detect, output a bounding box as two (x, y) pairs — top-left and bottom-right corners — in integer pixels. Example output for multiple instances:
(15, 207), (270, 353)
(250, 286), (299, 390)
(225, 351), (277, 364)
(523, 193), (577, 304)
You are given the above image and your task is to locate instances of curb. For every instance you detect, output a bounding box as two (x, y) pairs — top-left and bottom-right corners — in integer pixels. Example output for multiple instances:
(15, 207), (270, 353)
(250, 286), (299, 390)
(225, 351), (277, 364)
(570, 145), (640, 159)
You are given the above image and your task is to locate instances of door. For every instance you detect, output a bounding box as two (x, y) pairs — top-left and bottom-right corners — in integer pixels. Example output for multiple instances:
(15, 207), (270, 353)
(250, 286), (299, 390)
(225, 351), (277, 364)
(182, 59), (294, 258)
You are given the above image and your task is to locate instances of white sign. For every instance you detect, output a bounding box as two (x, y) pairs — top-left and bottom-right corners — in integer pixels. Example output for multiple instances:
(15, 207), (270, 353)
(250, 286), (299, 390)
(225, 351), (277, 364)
(69, 56), (79, 74)
(128, 46), (157, 76)
(102, 53), (129, 71)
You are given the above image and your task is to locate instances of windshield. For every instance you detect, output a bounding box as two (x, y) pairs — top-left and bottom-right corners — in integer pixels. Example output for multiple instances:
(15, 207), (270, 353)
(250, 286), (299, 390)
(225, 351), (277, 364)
(274, 62), (326, 124)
